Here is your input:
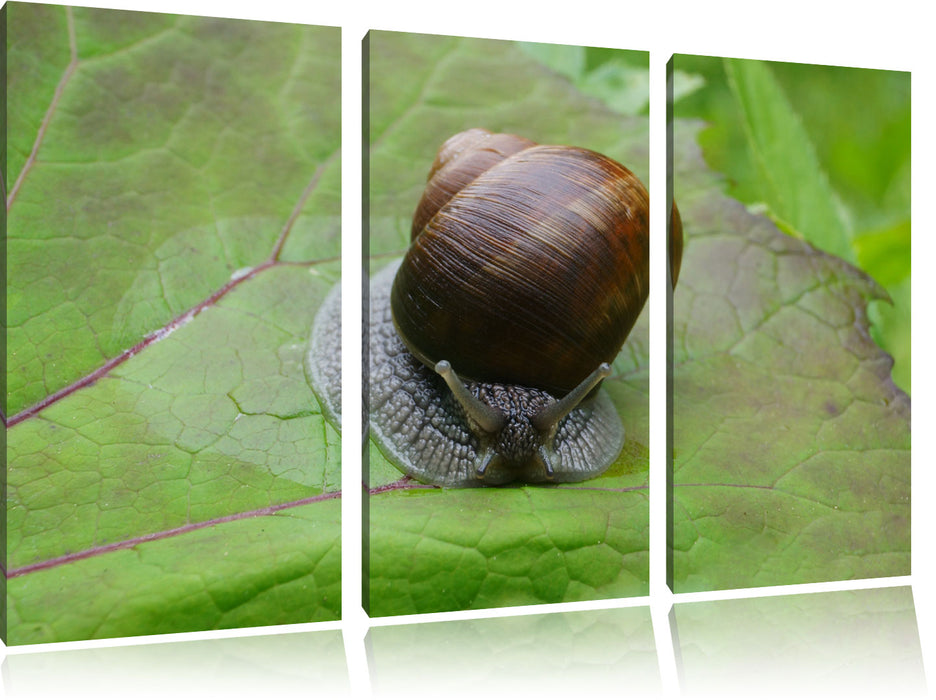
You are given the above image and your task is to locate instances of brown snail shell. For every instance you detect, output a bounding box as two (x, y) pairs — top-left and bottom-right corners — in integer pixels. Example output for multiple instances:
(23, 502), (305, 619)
(391, 129), (650, 398)
(670, 200), (683, 287)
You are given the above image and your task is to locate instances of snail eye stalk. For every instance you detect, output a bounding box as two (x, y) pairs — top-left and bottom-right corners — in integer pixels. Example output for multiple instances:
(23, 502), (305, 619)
(532, 363), (612, 431)
(538, 446), (556, 480)
(435, 360), (507, 434)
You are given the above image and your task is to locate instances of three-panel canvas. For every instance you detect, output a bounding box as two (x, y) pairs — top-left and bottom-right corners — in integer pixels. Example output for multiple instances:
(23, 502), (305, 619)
(2, 2), (914, 684)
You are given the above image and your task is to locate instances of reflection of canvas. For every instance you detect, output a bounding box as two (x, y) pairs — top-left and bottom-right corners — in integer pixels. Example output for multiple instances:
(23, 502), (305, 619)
(4, 629), (351, 695)
(673, 587), (924, 695)
(364, 30), (652, 616)
(668, 55), (911, 593)
(3, 4), (342, 644)
(369, 607), (660, 696)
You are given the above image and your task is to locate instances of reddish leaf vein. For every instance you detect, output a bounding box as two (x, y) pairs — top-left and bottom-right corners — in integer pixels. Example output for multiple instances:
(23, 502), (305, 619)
(6, 7), (78, 212)
(6, 260), (276, 427)
(269, 150), (339, 261)
(6, 490), (341, 578)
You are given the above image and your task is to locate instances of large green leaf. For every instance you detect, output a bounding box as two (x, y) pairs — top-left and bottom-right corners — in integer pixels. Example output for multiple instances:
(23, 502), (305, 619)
(4, 4), (341, 644)
(671, 119), (910, 591)
(365, 32), (650, 616)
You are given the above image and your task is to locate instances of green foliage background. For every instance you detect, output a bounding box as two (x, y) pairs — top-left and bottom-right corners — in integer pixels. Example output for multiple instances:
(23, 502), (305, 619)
(673, 57), (910, 393)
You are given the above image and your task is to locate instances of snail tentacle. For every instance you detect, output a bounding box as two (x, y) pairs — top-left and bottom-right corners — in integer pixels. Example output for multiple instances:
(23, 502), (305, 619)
(435, 360), (507, 435)
(532, 362), (613, 432)
(475, 450), (496, 479)
(538, 446), (557, 480)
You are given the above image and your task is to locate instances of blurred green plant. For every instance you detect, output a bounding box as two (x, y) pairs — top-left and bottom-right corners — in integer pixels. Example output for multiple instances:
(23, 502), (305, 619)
(520, 44), (650, 116)
(673, 57), (910, 394)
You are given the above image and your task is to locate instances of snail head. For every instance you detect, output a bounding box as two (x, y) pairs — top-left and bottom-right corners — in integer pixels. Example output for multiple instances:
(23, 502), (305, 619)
(435, 360), (612, 482)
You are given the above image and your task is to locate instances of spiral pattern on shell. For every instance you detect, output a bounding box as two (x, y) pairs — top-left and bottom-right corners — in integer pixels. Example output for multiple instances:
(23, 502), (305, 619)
(390, 128), (650, 397)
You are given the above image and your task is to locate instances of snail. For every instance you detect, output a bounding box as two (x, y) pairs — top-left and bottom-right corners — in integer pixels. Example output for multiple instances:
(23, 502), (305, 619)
(363, 128), (655, 487)
(308, 128), (662, 486)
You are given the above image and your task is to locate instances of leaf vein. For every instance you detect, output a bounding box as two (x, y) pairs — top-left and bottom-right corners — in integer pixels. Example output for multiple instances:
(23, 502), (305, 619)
(5, 490), (341, 579)
(6, 7), (78, 212)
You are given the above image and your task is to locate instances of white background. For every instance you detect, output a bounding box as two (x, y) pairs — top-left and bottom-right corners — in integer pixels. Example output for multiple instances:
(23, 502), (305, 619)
(2, 1), (932, 698)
